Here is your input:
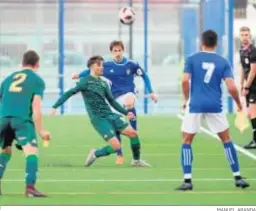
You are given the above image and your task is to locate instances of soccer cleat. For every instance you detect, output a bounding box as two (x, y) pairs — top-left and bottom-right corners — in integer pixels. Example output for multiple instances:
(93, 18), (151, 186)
(85, 149), (97, 167)
(116, 155), (124, 165)
(131, 160), (151, 167)
(235, 179), (250, 189)
(243, 140), (256, 149)
(25, 187), (47, 197)
(175, 182), (193, 191)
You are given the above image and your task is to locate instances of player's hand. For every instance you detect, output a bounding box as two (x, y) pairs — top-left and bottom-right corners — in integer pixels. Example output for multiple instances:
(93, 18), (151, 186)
(148, 93), (158, 103)
(127, 112), (135, 120)
(50, 108), (57, 116)
(242, 88), (249, 96)
(237, 103), (243, 112)
(182, 100), (188, 111)
(39, 130), (51, 141)
(72, 73), (79, 80)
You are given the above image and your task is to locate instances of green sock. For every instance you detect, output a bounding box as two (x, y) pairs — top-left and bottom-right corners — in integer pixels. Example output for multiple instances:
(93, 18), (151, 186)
(25, 155), (38, 187)
(95, 145), (117, 158)
(130, 136), (141, 160)
(0, 153), (11, 179)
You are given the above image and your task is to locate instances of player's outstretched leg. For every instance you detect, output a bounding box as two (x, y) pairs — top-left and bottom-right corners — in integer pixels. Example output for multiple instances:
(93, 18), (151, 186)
(218, 129), (250, 189)
(23, 143), (47, 197)
(115, 133), (124, 165)
(0, 147), (12, 195)
(175, 132), (195, 191)
(121, 125), (151, 167)
(85, 137), (121, 167)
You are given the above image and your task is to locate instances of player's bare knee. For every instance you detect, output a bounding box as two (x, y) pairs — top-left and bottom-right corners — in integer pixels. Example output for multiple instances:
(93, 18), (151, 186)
(108, 137), (121, 151)
(182, 132), (194, 144)
(22, 144), (38, 156)
(127, 129), (137, 138)
(1, 146), (12, 155)
(217, 129), (230, 143)
(125, 96), (135, 109)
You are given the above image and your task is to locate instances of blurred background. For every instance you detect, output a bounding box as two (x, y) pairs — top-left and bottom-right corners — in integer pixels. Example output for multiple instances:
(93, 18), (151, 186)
(0, 0), (255, 115)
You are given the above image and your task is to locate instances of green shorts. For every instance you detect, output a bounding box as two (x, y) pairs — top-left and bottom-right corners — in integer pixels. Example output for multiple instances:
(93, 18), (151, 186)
(0, 117), (37, 149)
(91, 113), (129, 141)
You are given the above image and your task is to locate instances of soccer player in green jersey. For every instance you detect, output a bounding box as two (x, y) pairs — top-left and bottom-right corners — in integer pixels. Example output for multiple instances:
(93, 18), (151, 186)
(0, 50), (50, 197)
(51, 56), (150, 167)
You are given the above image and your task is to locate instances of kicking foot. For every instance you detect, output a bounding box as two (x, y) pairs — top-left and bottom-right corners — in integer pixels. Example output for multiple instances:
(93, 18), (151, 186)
(85, 149), (97, 167)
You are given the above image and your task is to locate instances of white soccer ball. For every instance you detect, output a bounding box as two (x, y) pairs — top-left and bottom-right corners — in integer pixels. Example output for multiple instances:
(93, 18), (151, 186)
(119, 6), (135, 25)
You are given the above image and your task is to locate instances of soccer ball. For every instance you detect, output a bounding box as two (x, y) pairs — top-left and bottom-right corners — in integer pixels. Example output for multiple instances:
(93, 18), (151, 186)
(119, 6), (135, 25)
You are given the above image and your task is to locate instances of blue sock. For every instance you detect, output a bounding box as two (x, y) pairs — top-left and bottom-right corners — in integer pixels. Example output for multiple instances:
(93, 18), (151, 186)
(116, 133), (123, 156)
(181, 144), (193, 182)
(223, 141), (240, 177)
(128, 108), (137, 130)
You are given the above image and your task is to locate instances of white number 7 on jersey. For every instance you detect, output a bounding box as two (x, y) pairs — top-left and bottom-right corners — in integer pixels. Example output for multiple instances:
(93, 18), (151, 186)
(202, 62), (215, 83)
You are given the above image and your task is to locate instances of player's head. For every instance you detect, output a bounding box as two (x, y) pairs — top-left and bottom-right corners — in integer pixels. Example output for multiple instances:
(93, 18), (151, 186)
(201, 30), (218, 51)
(239, 26), (251, 46)
(87, 55), (104, 76)
(22, 50), (40, 71)
(109, 40), (124, 61)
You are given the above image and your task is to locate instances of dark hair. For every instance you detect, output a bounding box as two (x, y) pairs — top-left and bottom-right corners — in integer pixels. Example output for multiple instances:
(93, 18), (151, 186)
(22, 50), (40, 66)
(87, 55), (104, 68)
(109, 40), (124, 51)
(240, 26), (250, 33)
(201, 30), (218, 48)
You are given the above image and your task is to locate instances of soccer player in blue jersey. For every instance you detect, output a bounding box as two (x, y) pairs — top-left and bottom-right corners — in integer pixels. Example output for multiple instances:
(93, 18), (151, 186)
(176, 30), (249, 191)
(72, 40), (157, 165)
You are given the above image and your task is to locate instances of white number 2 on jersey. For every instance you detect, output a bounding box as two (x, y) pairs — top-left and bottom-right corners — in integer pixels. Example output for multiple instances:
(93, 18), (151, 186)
(202, 62), (215, 83)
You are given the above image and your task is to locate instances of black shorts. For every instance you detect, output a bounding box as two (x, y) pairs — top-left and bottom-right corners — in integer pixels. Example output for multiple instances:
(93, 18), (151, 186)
(246, 92), (256, 107)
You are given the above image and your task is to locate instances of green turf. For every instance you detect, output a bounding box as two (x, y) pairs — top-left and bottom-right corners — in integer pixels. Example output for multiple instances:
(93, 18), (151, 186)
(1, 115), (255, 205)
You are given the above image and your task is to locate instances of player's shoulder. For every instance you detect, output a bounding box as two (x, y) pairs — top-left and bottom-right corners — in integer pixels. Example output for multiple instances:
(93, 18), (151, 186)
(126, 58), (139, 66)
(28, 71), (45, 87)
(79, 74), (90, 83)
(189, 52), (228, 63)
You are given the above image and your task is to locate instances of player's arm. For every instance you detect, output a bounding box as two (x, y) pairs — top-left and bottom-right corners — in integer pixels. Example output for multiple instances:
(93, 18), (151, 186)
(32, 79), (50, 140)
(244, 49), (256, 90)
(135, 63), (157, 102)
(104, 84), (128, 115)
(52, 84), (83, 110)
(182, 57), (192, 107)
(223, 62), (242, 110)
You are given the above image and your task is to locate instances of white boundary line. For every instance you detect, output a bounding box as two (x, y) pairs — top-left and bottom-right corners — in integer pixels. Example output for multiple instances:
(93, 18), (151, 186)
(177, 114), (256, 161)
(6, 167), (256, 172)
(2, 178), (256, 182)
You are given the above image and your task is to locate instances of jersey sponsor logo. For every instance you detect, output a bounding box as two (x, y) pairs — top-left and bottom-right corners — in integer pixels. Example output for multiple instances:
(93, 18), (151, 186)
(126, 69), (131, 75)
(17, 136), (26, 140)
(136, 69), (143, 76)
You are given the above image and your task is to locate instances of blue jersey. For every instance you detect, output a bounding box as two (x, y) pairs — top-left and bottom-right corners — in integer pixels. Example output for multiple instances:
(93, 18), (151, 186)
(79, 57), (153, 99)
(184, 52), (233, 113)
